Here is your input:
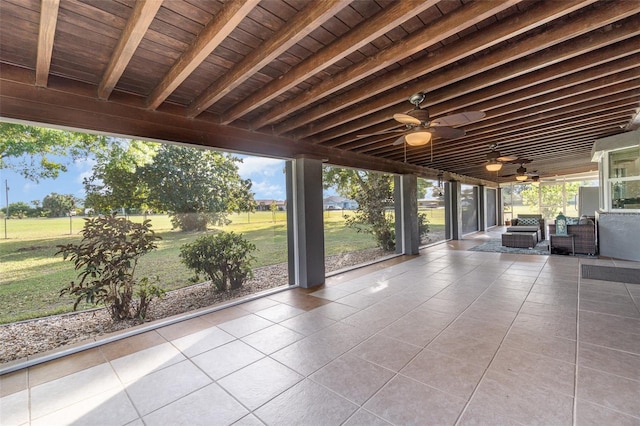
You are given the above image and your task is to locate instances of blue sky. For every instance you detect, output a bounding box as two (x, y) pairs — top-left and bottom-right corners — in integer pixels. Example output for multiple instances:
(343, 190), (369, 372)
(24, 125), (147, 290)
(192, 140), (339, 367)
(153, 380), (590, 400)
(1, 153), (287, 206)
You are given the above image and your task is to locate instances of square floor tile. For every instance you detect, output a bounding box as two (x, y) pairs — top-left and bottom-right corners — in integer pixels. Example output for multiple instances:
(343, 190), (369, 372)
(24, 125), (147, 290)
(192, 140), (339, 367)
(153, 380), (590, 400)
(577, 366), (640, 418)
(142, 383), (248, 426)
(254, 304), (306, 322)
(280, 310), (336, 335)
(578, 342), (640, 381)
(192, 340), (264, 380)
(254, 379), (357, 425)
(350, 334), (421, 372)
(309, 302), (359, 321)
(217, 357), (302, 410)
(125, 360), (211, 416)
(0, 389), (28, 426)
(217, 314), (274, 338)
(401, 349), (486, 399)
(30, 363), (122, 419)
(32, 388), (138, 426)
(170, 326), (236, 358)
(575, 399), (640, 426)
(343, 409), (392, 426)
(310, 353), (394, 404)
(110, 342), (186, 383)
(364, 375), (466, 425)
(241, 324), (303, 354)
(503, 327), (576, 363)
(427, 330), (500, 369)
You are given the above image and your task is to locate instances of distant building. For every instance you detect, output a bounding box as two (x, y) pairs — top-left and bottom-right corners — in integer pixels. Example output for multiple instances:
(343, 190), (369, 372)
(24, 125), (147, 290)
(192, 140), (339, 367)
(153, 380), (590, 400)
(255, 200), (286, 211)
(323, 196), (358, 210)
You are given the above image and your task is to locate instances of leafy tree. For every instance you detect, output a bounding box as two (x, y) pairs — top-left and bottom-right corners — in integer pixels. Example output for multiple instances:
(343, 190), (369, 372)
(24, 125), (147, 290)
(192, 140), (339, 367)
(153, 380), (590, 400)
(521, 182), (580, 219)
(0, 123), (107, 182)
(42, 193), (80, 217)
(56, 213), (164, 320)
(141, 145), (254, 231)
(323, 167), (395, 251)
(84, 140), (158, 214)
(2, 201), (33, 218)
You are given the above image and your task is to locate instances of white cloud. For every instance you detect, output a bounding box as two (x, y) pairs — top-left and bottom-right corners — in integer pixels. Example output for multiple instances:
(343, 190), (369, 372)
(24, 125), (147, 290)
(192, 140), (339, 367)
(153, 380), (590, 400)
(237, 156), (285, 178)
(251, 180), (285, 200)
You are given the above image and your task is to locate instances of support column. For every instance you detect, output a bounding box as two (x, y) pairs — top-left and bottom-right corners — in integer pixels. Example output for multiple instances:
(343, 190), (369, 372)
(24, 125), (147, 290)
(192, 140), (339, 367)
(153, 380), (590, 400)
(445, 180), (462, 240)
(478, 184), (486, 231)
(286, 157), (325, 288)
(394, 174), (419, 255)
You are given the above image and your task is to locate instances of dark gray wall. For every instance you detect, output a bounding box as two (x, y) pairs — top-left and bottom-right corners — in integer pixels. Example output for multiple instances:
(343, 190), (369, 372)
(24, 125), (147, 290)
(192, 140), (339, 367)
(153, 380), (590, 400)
(597, 211), (640, 261)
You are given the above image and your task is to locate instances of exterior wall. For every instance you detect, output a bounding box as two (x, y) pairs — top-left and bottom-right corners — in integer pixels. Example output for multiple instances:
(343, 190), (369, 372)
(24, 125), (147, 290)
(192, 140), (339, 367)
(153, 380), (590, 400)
(596, 211), (640, 262)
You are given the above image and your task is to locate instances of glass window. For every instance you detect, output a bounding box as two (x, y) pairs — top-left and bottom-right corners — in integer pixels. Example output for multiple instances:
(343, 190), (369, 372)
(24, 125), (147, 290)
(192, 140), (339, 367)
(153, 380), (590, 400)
(417, 178), (446, 245)
(611, 180), (640, 210)
(607, 146), (640, 210)
(461, 184), (478, 234)
(609, 146), (640, 178)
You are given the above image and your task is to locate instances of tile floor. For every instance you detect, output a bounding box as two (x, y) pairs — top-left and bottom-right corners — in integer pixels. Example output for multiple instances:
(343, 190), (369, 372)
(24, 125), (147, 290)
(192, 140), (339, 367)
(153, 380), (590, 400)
(2, 236), (640, 425)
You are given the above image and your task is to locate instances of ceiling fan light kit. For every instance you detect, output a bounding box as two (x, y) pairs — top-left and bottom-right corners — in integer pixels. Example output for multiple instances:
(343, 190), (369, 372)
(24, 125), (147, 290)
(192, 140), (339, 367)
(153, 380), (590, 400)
(405, 130), (432, 146)
(485, 161), (503, 172)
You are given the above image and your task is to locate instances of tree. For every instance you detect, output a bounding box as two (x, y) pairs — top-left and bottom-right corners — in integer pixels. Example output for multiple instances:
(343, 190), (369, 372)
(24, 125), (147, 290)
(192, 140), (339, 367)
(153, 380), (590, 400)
(521, 182), (580, 219)
(141, 145), (254, 231)
(42, 193), (80, 217)
(84, 140), (158, 214)
(2, 201), (33, 218)
(323, 167), (395, 251)
(0, 123), (107, 182)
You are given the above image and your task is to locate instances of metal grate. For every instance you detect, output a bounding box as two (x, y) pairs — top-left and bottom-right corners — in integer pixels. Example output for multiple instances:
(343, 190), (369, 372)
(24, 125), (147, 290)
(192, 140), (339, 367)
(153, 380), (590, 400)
(581, 265), (640, 285)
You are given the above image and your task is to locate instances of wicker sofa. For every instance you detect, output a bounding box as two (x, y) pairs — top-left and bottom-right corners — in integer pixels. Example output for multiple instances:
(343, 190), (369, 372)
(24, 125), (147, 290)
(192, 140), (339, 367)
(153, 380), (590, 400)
(548, 222), (597, 255)
(507, 214), (545, 240)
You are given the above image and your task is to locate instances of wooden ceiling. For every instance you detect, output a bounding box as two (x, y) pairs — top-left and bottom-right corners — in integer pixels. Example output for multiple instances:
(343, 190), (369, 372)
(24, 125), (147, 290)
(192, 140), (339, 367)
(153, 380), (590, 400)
(1, 0), (639, 184)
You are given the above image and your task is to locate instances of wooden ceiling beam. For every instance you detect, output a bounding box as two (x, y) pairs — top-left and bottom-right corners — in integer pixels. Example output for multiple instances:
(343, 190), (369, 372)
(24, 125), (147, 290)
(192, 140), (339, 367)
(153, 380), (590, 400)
(146, 0), (258, 110)
(185, 0), (348, 118)
(254, 0), (522, 131)
(35, 0), (60, 87)
(98, 0), (163, 100)
(319, 32), (640, 147)
(301, 4), (640, 142)
(219, 0), (436, 125)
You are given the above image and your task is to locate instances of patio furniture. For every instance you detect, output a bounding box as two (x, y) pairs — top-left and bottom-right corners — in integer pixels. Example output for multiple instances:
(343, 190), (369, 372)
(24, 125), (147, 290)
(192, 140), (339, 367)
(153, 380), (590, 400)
(505, 225), (541, 242)
(502, 231), (538, 248)
(549, 233), (575, 255)
(508, 214), (545, 240)
(548, 222), (596, 255)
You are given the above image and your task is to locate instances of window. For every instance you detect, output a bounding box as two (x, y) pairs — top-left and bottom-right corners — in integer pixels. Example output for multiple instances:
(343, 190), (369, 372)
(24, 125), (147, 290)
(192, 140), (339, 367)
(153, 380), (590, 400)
(607, 146), (640, 210)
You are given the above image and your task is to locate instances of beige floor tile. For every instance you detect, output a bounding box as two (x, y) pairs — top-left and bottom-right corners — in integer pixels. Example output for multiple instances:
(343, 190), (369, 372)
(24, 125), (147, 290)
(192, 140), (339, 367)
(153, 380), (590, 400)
(427, 330), (501, 369)
(279, 310), (337, 335)
(578, 343), (640, 381)
(310, 353), (394, 405)
(170, 326), (235, 358)
(466, 370), (574, 425)
(503, 328), (576, 363)
(349, 334), (421, 372)
(343, 409), (392, 426)
(334, 293), (379, 309)
(489, 346), (575, 396)
(254, 379), (357, 425)
(233, 414), (265, 425)
(217, 357), (302, 410)
(198, 306), (248, 325)
(254, 303), (306, 322)
(142, 383), (248, 426)
(575, 399), (640, 426)
(308, 301), (359, 321)
(192, 340), (264, 380)
(420, 297), (473, 315)
(309, 287), (353, 301)
(30, 363), (122, 419)
(0, 370), (27, 397)
(31, 388), (138, 426)
(378, 315), (443, 347)
(236, 297), (280, 313)
(125, 360), (211, 416)
(241, 323), (303, 354)
(580, 288), (636, 304)
(364, 375), (466, 425)
(100, 331), (166, 362)
(154, 316), (213, 341)
(110, 342), (186, 383)
(511, 312), (577, 340)
(217, 314), (274, 338)
(458, 401), (526, 426)
(0, 389), (29, 426)
(27, 347), (106, 388)
(580, 299), (640, 318)
(400, 349), (485, 399)
(577, 366), (640, 418)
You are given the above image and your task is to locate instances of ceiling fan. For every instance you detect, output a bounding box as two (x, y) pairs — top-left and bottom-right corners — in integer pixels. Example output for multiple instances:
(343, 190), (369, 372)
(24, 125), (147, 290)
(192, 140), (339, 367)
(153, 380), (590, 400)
(485, 143), (518, 172)
(501, 160), (539, 181)
(358, 92), (485, 146)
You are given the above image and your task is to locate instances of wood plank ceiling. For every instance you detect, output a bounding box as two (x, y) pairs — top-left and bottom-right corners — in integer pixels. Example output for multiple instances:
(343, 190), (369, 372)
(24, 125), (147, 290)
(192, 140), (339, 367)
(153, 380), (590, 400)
(1, 0), (638, 184)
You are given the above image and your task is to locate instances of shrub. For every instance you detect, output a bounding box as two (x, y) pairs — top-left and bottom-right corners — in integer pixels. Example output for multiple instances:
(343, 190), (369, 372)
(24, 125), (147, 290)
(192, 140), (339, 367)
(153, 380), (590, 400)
(56, 213), (164, 320)
(180, 231), (256, 292)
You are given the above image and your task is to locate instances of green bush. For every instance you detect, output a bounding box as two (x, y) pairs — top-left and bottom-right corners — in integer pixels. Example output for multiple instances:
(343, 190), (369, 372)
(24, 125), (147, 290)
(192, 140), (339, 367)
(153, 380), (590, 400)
(56, 213), (164, 320)
(180, 231), (256, 292)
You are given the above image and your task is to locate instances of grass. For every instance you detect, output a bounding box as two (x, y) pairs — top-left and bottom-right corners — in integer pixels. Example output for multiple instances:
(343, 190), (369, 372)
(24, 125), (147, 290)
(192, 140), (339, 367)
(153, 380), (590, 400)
(0, 209), (447, 323)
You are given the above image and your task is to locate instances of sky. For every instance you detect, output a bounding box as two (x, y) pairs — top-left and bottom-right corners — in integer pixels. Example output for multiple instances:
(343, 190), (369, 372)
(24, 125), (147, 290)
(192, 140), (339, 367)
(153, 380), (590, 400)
(1, 153), (288, 206)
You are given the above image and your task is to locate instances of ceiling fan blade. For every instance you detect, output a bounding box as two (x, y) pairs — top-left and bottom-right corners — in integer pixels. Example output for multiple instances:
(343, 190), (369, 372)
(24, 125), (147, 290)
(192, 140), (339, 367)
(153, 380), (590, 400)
(393, 113), (421, 125)
(431, 126), (465, 139)
(356, 128), (405, 138)
(392, 135), (406, 146)
(431, 111), (485, 127)
(497, 155), (518, 162)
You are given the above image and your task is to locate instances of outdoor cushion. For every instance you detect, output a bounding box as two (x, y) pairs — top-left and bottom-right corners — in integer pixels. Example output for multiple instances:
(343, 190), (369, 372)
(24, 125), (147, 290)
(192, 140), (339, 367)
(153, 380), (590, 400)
(517, 217), (539, 226)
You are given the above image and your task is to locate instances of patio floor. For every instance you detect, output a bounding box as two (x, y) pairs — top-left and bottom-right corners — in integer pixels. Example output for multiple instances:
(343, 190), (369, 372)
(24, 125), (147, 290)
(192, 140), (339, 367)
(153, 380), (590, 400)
(2, 233), (640, 425)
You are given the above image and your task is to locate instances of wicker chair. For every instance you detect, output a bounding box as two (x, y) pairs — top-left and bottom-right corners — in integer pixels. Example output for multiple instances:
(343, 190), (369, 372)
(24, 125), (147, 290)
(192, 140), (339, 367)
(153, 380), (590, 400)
(548, 223), (597, 255)
(509, 214), (545, 240)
